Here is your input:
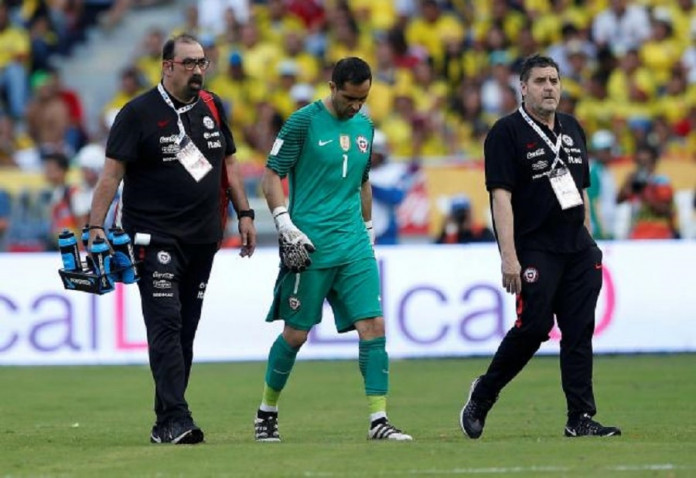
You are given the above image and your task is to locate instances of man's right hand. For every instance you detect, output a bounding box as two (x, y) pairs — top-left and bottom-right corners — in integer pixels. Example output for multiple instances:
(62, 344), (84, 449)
(273, 207), (315, 272)
(501, 256), (522, 295)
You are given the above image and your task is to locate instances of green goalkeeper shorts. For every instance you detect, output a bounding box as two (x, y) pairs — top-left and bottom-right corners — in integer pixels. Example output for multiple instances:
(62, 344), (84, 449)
(265, 256), (382, 333)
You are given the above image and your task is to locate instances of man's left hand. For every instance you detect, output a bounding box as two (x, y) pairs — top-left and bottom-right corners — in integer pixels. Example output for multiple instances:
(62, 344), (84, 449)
(238, 217), (256, 257)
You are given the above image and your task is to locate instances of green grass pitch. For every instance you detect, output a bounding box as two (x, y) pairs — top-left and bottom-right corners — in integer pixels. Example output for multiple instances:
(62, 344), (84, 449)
(1, 354), (695, 477)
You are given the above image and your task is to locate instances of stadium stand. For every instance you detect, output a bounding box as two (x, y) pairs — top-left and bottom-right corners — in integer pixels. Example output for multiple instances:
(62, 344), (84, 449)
(0, 0), (694, 251)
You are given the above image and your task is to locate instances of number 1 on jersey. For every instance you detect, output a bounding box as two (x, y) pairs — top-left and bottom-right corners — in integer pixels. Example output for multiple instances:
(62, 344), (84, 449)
(342, 154), (348, 178)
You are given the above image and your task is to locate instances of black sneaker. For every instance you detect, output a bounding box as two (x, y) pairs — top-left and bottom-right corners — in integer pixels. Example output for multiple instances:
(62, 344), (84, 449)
(254, 410), (280, 442)
(564, 414), (621, 437)
(368, 418), (413, 441)
(459, 377), (497, 439)
(150, 416), (205, 444)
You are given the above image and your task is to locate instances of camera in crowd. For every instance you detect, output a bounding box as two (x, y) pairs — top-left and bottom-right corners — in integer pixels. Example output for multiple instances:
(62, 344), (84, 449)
(631, 169), (650, 193)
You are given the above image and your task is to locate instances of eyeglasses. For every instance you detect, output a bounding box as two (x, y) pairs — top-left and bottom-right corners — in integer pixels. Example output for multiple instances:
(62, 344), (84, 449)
(170, 58), (211, 71)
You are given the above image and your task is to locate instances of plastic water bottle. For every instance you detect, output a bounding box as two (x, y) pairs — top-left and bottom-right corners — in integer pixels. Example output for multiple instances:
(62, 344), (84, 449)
(109, 227), (138, 284)
(58, 229), (81, 272)
(90, 236), (114, 292)
(81, 225), (90, 250)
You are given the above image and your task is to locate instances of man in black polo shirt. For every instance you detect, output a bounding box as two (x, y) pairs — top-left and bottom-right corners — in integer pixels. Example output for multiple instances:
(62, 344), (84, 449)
(459, 54), (620, 439)
(87, 34), (257, 444)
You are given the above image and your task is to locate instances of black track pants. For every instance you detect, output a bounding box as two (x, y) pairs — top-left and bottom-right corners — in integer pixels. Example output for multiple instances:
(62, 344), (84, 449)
(476, 246), (603, 417)
(136, 240), (217, 424)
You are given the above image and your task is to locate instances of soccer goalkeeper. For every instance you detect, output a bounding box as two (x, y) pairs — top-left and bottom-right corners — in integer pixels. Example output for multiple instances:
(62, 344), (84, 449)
(253, 57), (412, 442)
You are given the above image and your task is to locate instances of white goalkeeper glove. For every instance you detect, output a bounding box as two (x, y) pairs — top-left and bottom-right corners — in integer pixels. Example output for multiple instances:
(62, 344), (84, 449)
(273, 206), (315, 272)
(365, 220), (375, 246)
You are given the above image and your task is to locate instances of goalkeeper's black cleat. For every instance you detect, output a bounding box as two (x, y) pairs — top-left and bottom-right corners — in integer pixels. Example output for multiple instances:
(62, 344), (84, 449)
(254, 410), (281, 442)
(459, 377), (497, 439)
(564, 414), (621, 437)
(150, 416), (204, 444)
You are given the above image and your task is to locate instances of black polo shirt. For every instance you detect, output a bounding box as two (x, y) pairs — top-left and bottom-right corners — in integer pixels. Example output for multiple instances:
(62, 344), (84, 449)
(106, 87), (235, 243)
(484, 107), (595, 253)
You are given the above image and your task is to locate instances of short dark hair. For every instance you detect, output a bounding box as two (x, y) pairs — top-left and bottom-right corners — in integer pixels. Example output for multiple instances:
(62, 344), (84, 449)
(43, 152), (70, 171)
(519, 54), (560, 82)
(162, 33), (200, 61)
(331, 57), (372, 90)
(635, 142), (660, 162)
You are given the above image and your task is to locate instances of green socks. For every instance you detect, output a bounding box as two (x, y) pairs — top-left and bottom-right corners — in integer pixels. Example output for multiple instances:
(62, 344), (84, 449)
(263, 335), (299, 403)
(358, 336), (389, 396)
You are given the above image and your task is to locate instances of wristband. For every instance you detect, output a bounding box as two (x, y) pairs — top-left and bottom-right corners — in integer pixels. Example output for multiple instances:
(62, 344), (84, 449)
(272, 206), (294, 231)
(88, 225), (105, 231)
(238, 209), (255, 220)
(364, 220), (373, 229)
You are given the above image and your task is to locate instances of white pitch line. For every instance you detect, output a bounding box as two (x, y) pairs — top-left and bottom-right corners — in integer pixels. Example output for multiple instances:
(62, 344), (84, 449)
(303, 463), (692, 476)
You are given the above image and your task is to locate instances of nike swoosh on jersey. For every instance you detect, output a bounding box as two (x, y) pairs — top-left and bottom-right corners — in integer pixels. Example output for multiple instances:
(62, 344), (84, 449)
(318, 139), (333, 146)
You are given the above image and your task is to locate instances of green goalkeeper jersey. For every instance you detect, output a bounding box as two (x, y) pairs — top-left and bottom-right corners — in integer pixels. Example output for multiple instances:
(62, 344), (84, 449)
(267, 100), (374, 269)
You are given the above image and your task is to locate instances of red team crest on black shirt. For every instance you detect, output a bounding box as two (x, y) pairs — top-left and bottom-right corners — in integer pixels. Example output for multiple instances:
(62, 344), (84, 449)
(523, 267), (539, 283)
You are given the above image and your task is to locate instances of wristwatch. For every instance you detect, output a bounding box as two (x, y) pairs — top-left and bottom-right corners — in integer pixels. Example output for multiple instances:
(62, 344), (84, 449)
(238, 209), (255, 220)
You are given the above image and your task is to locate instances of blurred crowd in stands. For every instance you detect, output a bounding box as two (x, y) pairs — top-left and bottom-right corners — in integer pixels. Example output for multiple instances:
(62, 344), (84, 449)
(0, 0), (695, 252)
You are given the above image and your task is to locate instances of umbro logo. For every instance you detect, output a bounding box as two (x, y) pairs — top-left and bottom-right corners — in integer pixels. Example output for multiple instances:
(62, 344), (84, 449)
(318, 139), (333, 146)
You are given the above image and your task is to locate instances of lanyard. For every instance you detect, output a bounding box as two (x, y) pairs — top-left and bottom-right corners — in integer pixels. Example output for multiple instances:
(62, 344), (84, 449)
(518, 106), (566, 171)
(157, 83), (197, 141)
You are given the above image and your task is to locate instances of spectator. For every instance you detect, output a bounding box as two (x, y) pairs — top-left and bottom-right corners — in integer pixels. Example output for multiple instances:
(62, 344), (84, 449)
(0, 188), (10, 251)
(49, 68), (88, 154)
(208, 51), (265, 139)
(0, 115), (18, 166)
(135, 27), (166, 87)
(235, 23), (282, 82)
(480, 52), (517, 117)
(198, 0), (250, 36)
(27, 7), (60, 72)
(639, 9), (681, 89)
(680, 24), (696, 84)
(587, 130), (618, 240)
(380, 85), (416, 158)
(257, 0), (305, 46)
(170, 5), (202, 39)
(591, 0), (651, 55)
(268, 59), (300, 120)
(575, 72), (613, 134)
(101, 66), (147, 133)
(25, 70), (72, 156)
(0, 2), (30, 119)
(369, 129), (413, 245)
(276, 28), (320, 85)
(244, 100), (283, 162)
(546, 23), (596, 77)
(509, 25), (539, 75)
(435, 194), (495, 244)
(325, 10), (374, 66)
(617, 143), (677, 239)
(72, 142), (120, 229)
(406, 0), (464, 72)
(42, 151), (80, 250)
(82, 0), (133, 32)
(288, 82), (315, 109)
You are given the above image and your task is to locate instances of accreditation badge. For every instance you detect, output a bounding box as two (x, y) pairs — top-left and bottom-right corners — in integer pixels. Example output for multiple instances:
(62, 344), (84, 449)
(177, 135), (212, 182)
(548, 167), (583, 210)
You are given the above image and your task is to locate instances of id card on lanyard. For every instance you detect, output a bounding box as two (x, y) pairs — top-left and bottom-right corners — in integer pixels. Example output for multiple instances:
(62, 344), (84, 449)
(518, 106), (582, 210)
(548, 166), (583, 209)
(157, 83), (212, 182)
